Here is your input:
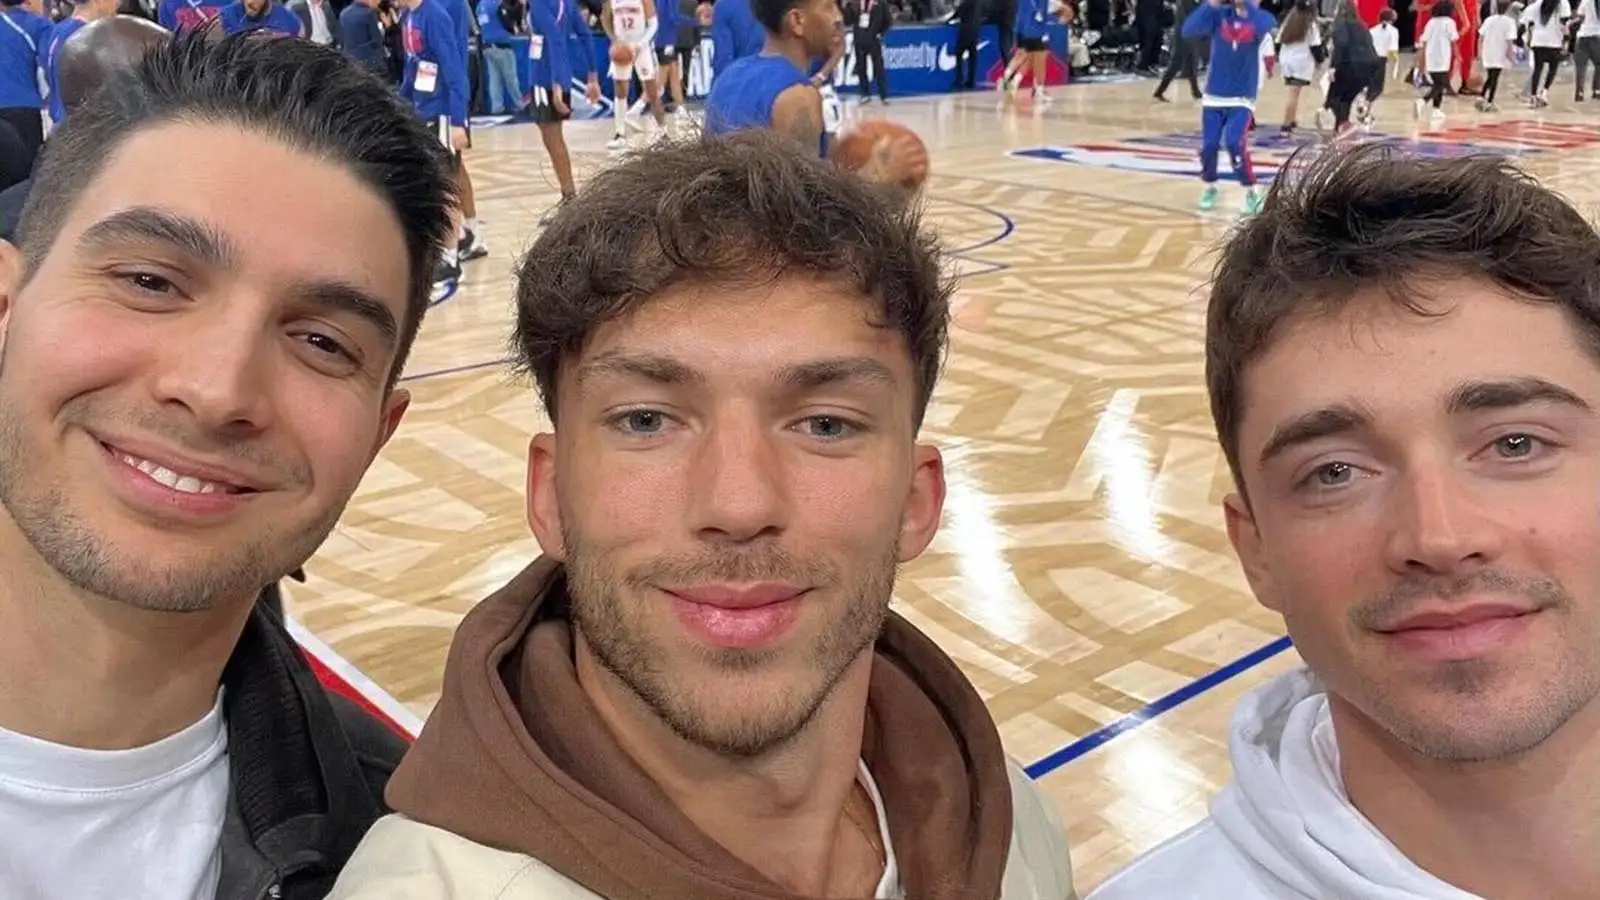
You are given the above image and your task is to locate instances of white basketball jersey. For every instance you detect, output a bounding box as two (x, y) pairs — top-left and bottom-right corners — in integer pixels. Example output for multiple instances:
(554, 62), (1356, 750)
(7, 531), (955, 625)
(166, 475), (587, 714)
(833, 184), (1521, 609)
(611, 0), (648, 43)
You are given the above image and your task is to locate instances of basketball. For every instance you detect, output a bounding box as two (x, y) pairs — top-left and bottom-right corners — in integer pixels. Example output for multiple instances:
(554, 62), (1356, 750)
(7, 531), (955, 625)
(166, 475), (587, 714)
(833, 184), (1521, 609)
(609, 43), (635, 66)
(831, 120), (930, 190)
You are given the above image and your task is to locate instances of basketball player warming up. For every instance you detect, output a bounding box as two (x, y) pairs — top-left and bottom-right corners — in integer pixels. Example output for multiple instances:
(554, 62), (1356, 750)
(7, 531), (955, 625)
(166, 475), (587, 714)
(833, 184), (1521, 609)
(703, 0), (921, 185)
(1181, 0), (1275, 215)
(602, 0), (668, 148)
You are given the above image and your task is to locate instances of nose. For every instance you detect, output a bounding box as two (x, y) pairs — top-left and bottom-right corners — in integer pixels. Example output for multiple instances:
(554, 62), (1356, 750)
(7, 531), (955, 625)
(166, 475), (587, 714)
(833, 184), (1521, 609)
(685, 409), (788, 545)
(149, 304), (275, 435)
(1383, 462), (1503, 578)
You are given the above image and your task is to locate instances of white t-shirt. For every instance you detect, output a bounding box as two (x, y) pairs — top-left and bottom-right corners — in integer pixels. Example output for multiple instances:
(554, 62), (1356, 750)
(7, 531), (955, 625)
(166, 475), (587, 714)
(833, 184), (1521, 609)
(1421, 16), (1458, 72)
(1277, 22), (1321, 83)
(1522, 0), (1572, 47)
(858, 760), (902, 899)
(1369, 21), (1399, 55)
(1580, 0), (1600, 36)
(0, 692), (230, 900)
(1480, 13), (1518, 66)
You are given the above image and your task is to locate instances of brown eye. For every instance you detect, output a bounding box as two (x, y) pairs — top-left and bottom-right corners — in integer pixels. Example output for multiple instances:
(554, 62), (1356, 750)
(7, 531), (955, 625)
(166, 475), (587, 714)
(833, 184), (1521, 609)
(126, 272), (176, 294)
(302, 332), (355, 361)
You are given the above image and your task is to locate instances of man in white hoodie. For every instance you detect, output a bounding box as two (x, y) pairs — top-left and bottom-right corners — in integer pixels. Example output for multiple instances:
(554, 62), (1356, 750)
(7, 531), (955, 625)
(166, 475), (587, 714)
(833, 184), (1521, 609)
(1090, 143), (1600, 900)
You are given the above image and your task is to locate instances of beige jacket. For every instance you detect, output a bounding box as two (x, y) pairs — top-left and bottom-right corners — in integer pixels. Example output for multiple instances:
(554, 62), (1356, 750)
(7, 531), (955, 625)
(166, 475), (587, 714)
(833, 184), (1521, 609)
(330, 760), (1076, 899)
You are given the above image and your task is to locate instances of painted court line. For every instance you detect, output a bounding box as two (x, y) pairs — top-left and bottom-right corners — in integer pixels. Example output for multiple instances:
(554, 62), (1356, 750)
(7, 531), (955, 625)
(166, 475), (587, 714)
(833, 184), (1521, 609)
(1024, 635), (1295, 780)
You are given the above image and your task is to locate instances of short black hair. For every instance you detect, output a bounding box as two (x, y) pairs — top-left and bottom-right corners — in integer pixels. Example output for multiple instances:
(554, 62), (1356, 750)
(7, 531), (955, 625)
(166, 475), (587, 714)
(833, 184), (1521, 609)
(749, 0), (805, 33)
(512, 130), (951, 428)
(19, 28), (456, 385)
(1207, 142), (1600, 495)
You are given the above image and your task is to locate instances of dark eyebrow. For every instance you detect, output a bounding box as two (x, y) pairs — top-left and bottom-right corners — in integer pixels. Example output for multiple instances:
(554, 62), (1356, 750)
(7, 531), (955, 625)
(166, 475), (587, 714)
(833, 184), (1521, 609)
(573, 353), (898, 396)
(1446, 377), (1591, 415)
(1256, 378), (1593, 469)
(76, 206), (238, 270)
(776, 357), (897, 391)
(1258, 404), (1370, 468)
(295, 280), (398, 349)
(78, 207), (399, 349)
(574, 351), (705, 390)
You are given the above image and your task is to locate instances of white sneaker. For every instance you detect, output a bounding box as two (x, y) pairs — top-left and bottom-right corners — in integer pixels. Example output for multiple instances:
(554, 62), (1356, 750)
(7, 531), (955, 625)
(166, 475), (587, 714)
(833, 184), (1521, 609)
(607, 132), (628, 150)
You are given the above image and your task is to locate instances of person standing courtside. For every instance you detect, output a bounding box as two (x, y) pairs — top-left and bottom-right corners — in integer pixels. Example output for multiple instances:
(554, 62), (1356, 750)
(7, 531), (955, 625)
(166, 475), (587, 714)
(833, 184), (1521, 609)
(157, 0), (226, 30)
(652, 0), (688, 122)
(439, 0), (485, 268)
(711, 0), (764, 73)
(0, 30), (454, 900)
(398, 0), (468, 295)
(340, 0), (391, 77)
(328, 128), (1076, 900)
(845, 0), (888, 101)
(219, 0), (305, 37)
(703, 0), (921, 187)
(1152, 0), (1204, 100)
(1091, 142), (1600, 900)
(0, 0), (50, 176)
(43, 0), (116, 126)
(289, 0), (341, 45)
(0, 14), (168, 240)
(476, 0), (524, 115)
(949, 0), (981, 89)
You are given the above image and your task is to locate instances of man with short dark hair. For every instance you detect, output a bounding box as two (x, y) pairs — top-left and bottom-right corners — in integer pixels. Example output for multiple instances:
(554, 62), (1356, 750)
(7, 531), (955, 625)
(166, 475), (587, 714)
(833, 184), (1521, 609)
(396, 0), (468, 296)
(703, 0), (919, 187)
(330, 131), (1076, 900)
(1091, 145), (1600, 899)
(0, 29), (454, 900)
(218, 0), (303, 35)
(43, 0), (118, 125)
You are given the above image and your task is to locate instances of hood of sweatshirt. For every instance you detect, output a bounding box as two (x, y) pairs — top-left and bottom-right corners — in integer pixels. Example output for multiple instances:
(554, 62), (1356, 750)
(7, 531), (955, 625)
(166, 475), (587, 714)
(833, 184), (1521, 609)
(1211, 667), (1484, 899)
(385, 557), (1017, 900)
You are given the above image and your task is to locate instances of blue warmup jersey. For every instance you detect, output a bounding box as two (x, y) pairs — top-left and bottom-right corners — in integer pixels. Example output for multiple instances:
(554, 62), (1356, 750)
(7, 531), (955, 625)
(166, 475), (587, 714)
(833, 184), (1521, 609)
(704, 54), (832, 156)
(219, 1), (303, 36)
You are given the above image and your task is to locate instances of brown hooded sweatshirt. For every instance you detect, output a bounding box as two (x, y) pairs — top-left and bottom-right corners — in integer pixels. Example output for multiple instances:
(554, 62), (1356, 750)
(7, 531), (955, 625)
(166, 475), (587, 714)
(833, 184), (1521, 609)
(384, 557), (1019, 900)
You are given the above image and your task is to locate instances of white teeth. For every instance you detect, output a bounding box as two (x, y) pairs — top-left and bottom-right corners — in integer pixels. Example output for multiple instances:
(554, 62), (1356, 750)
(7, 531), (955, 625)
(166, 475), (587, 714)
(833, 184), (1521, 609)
(117, 452), (233, 495)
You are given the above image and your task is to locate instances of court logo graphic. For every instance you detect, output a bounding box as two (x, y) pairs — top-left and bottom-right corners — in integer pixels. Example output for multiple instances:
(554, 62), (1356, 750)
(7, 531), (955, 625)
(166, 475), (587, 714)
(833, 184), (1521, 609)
(1011, 139), (1288, 183)
(1014, 125), (1565, 182)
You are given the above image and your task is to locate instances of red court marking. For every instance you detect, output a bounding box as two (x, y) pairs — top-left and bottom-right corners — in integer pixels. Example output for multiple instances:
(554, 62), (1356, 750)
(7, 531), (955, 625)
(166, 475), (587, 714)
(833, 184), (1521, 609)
(285, 613), (423, 742)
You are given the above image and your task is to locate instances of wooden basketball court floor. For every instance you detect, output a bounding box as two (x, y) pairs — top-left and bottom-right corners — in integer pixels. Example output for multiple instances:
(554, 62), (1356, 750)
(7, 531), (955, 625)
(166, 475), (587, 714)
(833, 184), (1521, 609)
(283, 68), (1600, 893)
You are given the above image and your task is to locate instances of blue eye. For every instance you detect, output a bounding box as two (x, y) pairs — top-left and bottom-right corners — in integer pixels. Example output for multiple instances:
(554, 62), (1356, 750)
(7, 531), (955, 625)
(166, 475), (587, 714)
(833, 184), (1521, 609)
(1491, 433), (1538, 458)
(608, 409), (673, 436)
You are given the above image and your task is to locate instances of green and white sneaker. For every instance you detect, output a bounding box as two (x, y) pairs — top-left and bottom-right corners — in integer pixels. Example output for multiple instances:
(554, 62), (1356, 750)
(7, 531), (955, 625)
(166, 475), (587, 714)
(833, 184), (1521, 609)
(1242, 187), (1263, 216)
(1198, 185), (1220, 212)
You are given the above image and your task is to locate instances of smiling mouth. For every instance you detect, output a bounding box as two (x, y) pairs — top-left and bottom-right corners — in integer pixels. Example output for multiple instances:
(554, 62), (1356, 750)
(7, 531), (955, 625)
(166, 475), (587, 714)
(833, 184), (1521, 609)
(103, 443), (256, 496)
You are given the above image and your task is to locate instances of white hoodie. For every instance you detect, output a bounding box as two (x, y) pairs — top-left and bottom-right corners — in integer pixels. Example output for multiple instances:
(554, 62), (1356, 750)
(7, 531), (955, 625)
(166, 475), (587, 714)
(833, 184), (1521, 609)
(1086, 667), (1484, 899)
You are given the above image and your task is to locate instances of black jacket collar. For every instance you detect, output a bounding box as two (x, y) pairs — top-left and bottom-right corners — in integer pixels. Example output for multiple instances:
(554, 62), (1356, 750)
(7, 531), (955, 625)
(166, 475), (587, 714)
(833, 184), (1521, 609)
(216, 604), (399, 899)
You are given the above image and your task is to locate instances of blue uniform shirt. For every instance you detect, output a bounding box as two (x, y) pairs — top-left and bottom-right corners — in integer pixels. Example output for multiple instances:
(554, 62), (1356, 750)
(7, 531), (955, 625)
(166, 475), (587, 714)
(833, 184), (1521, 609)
(219, 1), (304, 36)
(0, 8), (50, 111)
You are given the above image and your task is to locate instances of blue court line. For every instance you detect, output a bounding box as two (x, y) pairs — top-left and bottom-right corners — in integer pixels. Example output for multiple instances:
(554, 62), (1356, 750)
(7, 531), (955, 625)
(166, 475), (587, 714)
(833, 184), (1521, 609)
(398, 357), (513, 384)
(931, 195), (1017, 256)
(1023, 634), (1295, 780)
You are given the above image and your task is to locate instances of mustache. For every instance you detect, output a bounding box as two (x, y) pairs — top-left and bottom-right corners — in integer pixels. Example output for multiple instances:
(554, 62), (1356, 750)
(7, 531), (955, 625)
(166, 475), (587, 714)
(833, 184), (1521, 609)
(1351, 568), (1569, 631)
(62, 396), (301, 482)
(624, 546), (840, 589)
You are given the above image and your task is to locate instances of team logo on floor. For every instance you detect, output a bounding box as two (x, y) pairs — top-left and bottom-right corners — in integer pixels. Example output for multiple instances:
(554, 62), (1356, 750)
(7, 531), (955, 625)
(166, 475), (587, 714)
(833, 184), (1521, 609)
(1014, 120), (1600, 182)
